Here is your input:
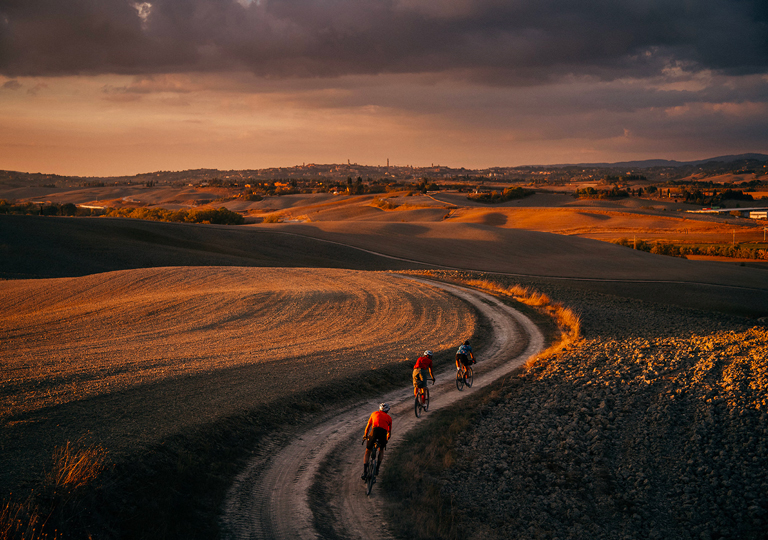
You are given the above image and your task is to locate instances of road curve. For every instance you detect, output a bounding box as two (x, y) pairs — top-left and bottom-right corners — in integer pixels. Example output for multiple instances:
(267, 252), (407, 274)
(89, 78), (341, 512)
(220, 277), (545, 539)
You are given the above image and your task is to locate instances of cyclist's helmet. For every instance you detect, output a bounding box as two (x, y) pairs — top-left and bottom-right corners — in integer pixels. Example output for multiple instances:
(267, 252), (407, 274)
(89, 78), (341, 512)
(424, 350), (433, 357)
(464, 340), (470, 345)
(379, 403), (391, 413)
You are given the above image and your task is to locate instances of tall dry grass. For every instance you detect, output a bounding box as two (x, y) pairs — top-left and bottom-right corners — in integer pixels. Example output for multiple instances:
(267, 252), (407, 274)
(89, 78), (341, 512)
(400, 271), (582, 370)
(47, 442), (106, 492)
(1, 442), (106, 540)
(1, 498), (47, 540)
(455, 278), (581, 347)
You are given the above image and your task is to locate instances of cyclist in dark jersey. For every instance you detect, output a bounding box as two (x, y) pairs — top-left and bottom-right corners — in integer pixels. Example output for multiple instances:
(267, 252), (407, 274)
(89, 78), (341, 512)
(362, 403), (392, 480)
(455, 340), (474, 377)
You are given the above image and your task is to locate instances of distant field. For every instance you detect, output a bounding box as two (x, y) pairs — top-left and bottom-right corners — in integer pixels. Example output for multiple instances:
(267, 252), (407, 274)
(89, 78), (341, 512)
(3, 183), (767, 248)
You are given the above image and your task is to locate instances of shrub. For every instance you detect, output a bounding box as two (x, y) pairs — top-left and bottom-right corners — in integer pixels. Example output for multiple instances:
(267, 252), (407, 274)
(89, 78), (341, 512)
(47, 441), (107, 492)
(372, 198), (397, 210)
(1, 441), (106, 540)
(262, 213), (282, 223)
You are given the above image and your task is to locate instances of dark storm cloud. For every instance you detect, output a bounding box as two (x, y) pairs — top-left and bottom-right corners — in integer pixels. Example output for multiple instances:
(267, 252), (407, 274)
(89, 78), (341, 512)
(1, 0), (766, 80)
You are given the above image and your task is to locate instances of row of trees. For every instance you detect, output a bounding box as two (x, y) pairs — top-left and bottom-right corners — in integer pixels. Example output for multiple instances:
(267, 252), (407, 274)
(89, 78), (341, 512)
(467, 186), (533, 203)
(614, 238), (768, 260)
(604, 174), (646, 181)
(0, 200), (99, 216)
(574, 186), (629, 199)
(677, 189), (753, 206)
(103, 207), (245, 225)
(0, 200), (245, 225)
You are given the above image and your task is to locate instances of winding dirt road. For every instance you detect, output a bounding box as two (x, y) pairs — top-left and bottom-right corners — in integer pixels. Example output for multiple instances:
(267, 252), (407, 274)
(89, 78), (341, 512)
(221, 277), (545, 539)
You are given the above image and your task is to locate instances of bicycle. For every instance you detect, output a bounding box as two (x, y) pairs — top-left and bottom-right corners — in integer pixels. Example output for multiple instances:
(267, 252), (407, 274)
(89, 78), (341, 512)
(414, 378), (433, 417)
(362, 437), (383, 496)
(456, 365), (473, 391)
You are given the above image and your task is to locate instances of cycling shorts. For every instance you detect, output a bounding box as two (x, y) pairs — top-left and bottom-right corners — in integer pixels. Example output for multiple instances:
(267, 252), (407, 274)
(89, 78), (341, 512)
(413, 368), (427, 388)
(456, 353), (472, 367)
(367, 426), (388, 450)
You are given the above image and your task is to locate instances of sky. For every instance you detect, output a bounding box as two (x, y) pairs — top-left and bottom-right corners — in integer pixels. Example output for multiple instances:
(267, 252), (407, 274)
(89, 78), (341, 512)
(1, 0), (767, 177)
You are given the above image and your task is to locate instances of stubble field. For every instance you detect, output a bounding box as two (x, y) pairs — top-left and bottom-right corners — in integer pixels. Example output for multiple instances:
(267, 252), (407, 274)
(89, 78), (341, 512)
(0, 267), (477, 495)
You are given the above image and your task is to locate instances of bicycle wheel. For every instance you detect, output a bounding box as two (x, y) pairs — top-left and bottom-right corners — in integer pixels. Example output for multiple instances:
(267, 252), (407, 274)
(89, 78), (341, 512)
(414, 394), (422, 417)
(366, 448), (376, 495)
(456, 370), (464, 391)
(423, 387), (430, 411)
(466, 367), (473, 388)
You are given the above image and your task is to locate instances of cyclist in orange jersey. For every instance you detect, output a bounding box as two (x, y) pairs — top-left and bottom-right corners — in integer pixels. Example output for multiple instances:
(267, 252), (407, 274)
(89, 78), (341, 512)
(413, 350), (435, 397)
(362, 403), (392, 480)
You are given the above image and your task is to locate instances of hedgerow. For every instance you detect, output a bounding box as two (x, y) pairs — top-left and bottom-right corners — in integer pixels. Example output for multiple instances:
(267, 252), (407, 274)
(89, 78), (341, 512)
(613, 238), (768, 260)
(102, 206), (245, 225)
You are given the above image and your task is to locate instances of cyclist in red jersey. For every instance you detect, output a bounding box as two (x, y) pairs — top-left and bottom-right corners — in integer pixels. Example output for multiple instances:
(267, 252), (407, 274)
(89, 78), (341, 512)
(413, 350), (435, 397)
(362, 403), (392, 480)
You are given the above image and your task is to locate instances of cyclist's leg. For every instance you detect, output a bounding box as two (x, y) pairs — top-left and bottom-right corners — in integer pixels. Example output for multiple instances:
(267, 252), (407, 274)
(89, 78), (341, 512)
(414, 368), (425, 396)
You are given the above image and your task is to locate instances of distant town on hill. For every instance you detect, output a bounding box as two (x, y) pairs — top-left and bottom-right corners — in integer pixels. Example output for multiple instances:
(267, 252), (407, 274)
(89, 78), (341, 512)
(1, 153), (767, 188)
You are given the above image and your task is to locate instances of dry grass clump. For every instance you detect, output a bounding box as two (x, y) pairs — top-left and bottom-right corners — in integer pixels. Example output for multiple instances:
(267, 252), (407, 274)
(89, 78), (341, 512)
(1, 497), (60, 540)
(46, 442), (107, 492)
(261, 212), (283, 223)
(1, 442), (106, 540)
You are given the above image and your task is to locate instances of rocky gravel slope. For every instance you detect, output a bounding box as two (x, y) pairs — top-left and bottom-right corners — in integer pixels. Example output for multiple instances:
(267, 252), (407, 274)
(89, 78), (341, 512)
(440, 279), (768, 540)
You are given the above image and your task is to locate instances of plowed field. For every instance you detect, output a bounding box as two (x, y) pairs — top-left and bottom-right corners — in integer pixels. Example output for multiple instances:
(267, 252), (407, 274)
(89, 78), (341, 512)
(0, 267), (477, 492)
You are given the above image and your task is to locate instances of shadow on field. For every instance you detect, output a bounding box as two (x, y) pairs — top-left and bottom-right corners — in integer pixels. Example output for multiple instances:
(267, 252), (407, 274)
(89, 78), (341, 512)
(0, 215), (426, 279)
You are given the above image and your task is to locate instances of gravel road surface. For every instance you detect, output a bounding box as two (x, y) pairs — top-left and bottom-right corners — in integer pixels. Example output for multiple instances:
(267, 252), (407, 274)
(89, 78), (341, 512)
(220, 277), (544, 539)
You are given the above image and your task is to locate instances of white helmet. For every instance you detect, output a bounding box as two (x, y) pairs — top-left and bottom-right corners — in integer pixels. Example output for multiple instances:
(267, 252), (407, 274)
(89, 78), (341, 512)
(379, 403), (390, 413)
(424, 350), (433, 357)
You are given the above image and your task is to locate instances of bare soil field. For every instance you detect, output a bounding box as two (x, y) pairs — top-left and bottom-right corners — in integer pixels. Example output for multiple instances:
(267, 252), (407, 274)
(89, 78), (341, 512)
(416, 272), (768, 540)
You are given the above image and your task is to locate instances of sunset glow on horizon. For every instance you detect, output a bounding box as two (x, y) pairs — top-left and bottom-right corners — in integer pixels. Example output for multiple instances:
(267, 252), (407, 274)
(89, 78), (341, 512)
(1, 0), (767, 177)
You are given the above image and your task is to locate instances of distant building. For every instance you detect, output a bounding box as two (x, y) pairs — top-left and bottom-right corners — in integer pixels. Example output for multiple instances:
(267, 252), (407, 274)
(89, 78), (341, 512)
(688, 207), (768, 217)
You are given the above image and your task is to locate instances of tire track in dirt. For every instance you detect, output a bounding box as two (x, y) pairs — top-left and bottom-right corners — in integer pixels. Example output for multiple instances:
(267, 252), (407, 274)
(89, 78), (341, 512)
(221, 277), (545, 539)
